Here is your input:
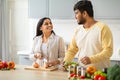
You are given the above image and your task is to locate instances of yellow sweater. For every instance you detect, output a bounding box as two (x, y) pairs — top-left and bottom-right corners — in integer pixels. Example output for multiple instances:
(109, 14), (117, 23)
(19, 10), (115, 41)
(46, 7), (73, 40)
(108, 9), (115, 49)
(64, 22), (113, 69)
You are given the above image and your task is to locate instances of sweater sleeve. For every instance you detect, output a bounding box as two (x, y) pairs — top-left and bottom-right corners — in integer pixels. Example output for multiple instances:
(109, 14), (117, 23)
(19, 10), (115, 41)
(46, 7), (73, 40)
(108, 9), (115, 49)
(90, 24), (113, 63)
(64, 28), (79, 62)
(29, 37), (38, 61)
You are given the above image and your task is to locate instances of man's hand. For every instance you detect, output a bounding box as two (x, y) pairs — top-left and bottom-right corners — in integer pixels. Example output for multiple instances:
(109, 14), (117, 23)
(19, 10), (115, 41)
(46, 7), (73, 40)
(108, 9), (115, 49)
(80, 56), (91, 65)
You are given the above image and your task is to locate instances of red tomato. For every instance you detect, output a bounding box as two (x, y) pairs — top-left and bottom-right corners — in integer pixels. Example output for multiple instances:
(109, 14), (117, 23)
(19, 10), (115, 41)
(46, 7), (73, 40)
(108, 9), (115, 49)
(2, 61), (8, 68)
(98, 76), (106, 80)
(80, 75), (85, 79)
(0, 62), (4, 69)
(94, 74), (101, 80)
(73, 74), (77, 78)
(70, 73), (75, 77)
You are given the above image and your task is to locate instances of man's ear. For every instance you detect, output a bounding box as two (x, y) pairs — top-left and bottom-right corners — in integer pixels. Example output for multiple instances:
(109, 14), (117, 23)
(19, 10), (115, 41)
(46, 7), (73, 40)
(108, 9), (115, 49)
(82, 11), (87, 17)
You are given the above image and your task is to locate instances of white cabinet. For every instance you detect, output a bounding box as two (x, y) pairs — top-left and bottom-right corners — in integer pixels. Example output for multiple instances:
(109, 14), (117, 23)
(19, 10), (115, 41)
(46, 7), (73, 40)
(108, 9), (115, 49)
(17, 50), (32, 65)
(49, 0), (77, 19)
(91, 0), (120, 19)
(18, 54), (32, 65)
(28, 0), (77, 19)
(28, 0), (49, 18)
(29, 0), (120, 19)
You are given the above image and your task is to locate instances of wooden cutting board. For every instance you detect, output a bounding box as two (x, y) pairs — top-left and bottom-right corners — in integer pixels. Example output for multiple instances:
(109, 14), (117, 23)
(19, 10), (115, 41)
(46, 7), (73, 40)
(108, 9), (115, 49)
(24, 66), (58, 71)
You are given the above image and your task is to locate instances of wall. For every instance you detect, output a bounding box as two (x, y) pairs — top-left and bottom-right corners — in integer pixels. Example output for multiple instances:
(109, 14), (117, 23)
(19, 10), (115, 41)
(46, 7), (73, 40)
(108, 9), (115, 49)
(0, 1), (1, 59)
(8, 0), (33, 63)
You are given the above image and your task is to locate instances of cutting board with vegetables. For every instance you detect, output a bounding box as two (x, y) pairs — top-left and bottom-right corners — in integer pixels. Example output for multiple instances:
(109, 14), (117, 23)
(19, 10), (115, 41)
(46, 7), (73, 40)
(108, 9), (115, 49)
(24, 66), (58, 71)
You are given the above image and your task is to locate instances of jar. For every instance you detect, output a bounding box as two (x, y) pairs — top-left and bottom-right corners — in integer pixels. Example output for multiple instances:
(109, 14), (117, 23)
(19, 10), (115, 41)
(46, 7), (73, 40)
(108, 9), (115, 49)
(77, 66), (81, 76)
(68, 65), (77, 78)
(81, 66), (86, 76)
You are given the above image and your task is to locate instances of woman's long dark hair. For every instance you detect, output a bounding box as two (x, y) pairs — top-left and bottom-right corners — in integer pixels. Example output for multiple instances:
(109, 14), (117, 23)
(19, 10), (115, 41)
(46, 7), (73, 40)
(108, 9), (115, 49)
(35, 17), (55, 37)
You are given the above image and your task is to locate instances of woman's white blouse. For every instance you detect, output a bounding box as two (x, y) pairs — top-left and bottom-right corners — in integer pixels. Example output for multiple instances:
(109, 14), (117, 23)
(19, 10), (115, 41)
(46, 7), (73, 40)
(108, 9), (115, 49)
(29, 33), (65, 64)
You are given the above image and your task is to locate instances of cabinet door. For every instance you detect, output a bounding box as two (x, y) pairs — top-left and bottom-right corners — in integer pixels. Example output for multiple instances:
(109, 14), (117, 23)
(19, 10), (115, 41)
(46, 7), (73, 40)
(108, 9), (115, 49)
(28, 0), (48, 19)
(91, 0), (120, 19)
(18, 55), (32, 65)
(49, 0), (78, 19)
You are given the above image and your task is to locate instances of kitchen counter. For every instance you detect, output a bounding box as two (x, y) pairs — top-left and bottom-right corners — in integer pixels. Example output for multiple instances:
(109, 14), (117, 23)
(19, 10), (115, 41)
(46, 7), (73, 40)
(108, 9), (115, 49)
(0, 65), (68, 80)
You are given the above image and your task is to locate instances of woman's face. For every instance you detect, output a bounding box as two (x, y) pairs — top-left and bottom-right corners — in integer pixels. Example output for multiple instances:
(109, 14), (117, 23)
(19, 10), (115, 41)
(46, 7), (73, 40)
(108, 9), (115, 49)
(40, 19), (53, 34)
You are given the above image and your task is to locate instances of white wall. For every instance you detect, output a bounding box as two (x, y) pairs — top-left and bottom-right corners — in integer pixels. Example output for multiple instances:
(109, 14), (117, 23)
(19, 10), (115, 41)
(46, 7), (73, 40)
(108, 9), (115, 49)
(8, 0), (33, 63)
(0, 0), (2, 59)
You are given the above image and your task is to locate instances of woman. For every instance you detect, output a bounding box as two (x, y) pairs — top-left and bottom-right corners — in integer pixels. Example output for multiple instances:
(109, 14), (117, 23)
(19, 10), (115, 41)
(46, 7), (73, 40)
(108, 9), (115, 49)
(29, 17), (65, 68)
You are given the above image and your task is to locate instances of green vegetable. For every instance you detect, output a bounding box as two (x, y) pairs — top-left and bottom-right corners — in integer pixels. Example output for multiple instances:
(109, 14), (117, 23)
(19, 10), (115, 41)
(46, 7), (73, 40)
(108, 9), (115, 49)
(64, 62), (78, 66)
(63, 62), (78, 71)
(115, 75), (120, 80)
(94, 70), (103, 75)
(107, 64), (120, 80)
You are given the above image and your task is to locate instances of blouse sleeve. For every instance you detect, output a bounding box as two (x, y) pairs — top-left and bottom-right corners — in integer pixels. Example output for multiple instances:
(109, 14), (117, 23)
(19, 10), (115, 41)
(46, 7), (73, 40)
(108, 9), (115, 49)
(29, 37), (37, 61)
(58, 37), (65, 64)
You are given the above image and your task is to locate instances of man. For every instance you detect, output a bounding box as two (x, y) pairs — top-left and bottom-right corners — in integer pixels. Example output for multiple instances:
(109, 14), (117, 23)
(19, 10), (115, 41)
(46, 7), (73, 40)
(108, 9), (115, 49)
(63, 0), (113, 70)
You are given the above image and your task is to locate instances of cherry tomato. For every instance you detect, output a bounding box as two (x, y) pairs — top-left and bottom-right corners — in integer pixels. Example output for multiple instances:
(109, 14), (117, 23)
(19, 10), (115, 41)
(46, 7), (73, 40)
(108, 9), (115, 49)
(80, 75), (85, 79)
(94, 74), (101, 80)
(98, 76), (106, 80)
(70, 73), (75, 77)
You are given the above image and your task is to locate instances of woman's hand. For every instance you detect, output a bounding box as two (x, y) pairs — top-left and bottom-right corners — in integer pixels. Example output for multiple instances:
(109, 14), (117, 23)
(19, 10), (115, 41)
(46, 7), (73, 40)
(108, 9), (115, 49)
(43, 60), (60, 68)
(34, 53), (43, 60)
(44, 62), (49, 68)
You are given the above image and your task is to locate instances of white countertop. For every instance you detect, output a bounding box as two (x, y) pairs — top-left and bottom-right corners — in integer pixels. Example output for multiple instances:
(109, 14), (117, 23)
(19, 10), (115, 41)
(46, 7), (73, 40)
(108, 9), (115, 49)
(17, 50), (31, 55)
(0, 65), (68, 80)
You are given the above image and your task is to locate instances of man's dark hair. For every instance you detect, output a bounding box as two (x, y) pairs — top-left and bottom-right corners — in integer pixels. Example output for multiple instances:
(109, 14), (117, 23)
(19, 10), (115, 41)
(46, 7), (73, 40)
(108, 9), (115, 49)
(74, 0), (94, 17)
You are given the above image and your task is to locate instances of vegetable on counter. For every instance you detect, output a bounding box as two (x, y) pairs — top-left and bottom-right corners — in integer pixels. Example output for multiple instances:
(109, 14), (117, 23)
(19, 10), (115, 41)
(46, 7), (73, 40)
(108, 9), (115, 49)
(107, 64), (120, 80)
(0, 60), (16, 71)
(86, 66), (96, 74)
(63, 62), (78, 71)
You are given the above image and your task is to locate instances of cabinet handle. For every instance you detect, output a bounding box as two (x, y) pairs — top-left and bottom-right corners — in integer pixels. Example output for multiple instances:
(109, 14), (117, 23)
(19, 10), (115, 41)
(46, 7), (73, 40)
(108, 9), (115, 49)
(24, 57), (29, 60)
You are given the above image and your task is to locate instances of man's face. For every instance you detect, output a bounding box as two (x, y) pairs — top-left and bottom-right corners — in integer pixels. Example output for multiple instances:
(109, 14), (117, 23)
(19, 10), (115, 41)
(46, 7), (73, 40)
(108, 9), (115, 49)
(74, 9), (86, 25)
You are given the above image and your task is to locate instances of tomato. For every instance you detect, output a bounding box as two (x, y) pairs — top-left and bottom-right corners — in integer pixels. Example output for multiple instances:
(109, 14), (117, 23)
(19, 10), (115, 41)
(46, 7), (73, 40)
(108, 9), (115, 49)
(73, 74), (77, 78)
(98, 76), (106, 80)
(32, 62), (39, 68)
(70, 73), (75, 77)
(80, 75), (85, 79)
(0, 62), (4, 69)
(94, 74), (101, 80)
(86, 66), (96, 74)
(2, 61), (8, 68)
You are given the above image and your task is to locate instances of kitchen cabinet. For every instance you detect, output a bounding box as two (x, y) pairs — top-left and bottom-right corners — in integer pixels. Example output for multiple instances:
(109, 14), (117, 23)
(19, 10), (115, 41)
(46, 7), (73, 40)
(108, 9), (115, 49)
(17, 50), (33, 65)
(18, 54), (32, 65)
(28, 0), (77, 19)
(49, 0), (77, 19)
(28, 0), (49, 18)
(91, 0), (120, 19)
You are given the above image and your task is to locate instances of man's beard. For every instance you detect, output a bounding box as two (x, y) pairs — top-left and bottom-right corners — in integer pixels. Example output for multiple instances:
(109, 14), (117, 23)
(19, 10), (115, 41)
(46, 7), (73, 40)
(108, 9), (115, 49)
(78, 16), (86, 25)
